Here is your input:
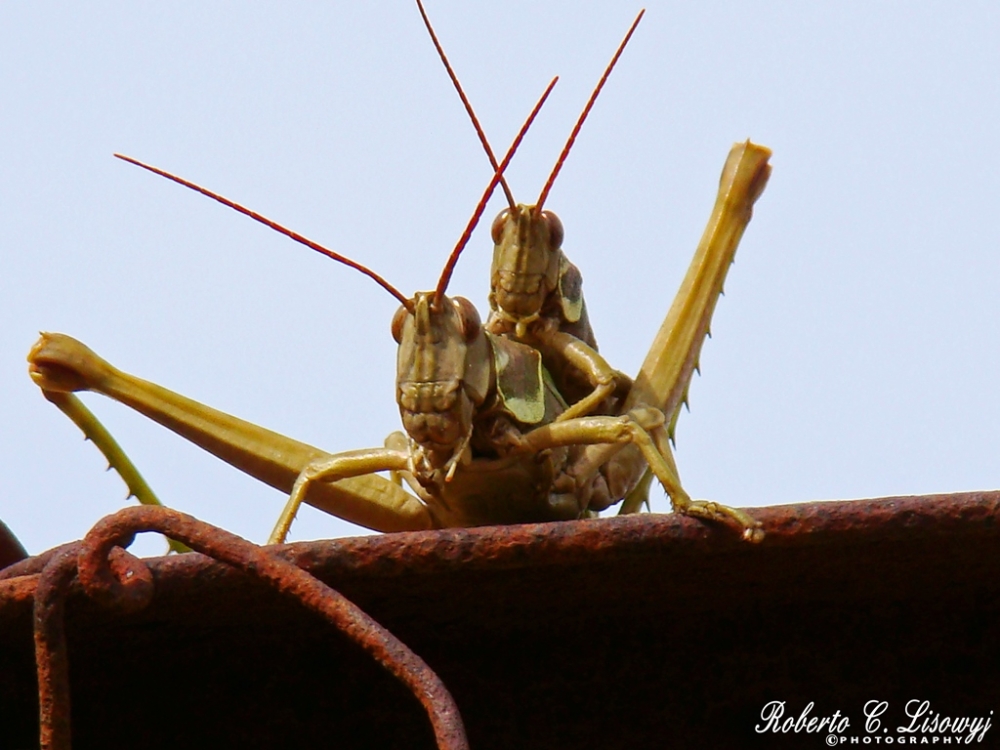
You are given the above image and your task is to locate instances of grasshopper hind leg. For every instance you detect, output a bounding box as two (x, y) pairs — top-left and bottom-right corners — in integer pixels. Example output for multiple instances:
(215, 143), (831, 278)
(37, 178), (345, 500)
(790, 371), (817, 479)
(35, 390), (190, 554)
(609, 142), (772, 540)
(618, 469), (653, 515)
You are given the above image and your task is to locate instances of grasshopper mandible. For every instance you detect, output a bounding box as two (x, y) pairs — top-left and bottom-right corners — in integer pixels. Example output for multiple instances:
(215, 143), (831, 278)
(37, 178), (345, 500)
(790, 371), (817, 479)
(417, 0), (639, 423)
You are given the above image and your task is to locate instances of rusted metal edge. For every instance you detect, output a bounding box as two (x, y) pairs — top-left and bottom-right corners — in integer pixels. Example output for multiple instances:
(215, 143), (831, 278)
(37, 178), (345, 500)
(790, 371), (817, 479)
(2, 491), (998, 749)
(4, 490), (998, 607)
(30, 506), (468, 750)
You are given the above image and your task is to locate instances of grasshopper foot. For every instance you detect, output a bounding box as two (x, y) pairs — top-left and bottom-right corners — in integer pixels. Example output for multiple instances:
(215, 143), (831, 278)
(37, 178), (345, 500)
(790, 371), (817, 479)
(675, 498), (765, 543)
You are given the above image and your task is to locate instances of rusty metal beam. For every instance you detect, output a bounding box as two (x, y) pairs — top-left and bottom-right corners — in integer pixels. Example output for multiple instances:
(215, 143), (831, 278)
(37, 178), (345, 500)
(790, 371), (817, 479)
(1, 491), (998, 748)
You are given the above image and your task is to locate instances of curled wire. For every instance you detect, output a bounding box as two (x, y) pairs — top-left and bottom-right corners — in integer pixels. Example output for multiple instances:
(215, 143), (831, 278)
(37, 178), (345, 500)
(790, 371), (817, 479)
(33, 506), (468, 750)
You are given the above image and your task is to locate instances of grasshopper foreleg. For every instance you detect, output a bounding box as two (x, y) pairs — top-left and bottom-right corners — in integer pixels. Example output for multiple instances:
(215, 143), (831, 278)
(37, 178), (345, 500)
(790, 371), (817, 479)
(269, 447), (412, 545)
(517, 407), (764, 541)
(530, 328), (629, 422)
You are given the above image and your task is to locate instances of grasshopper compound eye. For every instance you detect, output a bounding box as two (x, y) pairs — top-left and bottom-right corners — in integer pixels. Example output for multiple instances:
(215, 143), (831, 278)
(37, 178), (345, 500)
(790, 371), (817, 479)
(452, 296), (482, 342)
(390, 304), (409, 344)
(490, 209), (511, 245)
(541, 210), (564, 251)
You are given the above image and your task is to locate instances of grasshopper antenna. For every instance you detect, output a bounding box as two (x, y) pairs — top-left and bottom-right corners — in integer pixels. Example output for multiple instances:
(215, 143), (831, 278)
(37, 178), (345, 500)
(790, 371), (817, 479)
(114, 154), (415, 312)
(535, 9), (645, 211)
(415, 0), (516, 210)
(434, 76), (559, 306)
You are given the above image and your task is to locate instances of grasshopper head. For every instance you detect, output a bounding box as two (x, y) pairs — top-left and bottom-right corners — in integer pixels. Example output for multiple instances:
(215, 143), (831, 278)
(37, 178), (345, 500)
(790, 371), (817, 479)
(392, 292), (491, 467)
(489, 204), (564, 326)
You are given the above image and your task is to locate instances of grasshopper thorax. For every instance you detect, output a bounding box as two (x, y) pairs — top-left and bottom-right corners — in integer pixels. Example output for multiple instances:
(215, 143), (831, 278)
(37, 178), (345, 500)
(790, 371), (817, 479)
(489, 204), (565, 327)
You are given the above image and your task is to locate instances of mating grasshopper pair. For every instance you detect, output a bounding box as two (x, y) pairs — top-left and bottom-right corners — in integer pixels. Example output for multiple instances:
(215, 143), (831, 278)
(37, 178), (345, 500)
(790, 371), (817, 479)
(26, 5), (770, 548)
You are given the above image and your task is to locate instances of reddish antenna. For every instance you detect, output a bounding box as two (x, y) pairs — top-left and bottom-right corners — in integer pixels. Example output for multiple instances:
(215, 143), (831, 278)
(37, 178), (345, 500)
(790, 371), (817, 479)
(535, 9), (645, 211)
(415, 0), (517, 210)
(113, 153), (414, 311)
(434, 76), (559, 306)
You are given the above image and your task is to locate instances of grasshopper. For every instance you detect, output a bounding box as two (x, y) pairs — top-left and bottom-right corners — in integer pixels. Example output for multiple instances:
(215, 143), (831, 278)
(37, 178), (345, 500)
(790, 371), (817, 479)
(417, 0), (639, 422)
(26, 97), (770, 544)
(26, 78), (559, 543)
(26, 3), (770, 543)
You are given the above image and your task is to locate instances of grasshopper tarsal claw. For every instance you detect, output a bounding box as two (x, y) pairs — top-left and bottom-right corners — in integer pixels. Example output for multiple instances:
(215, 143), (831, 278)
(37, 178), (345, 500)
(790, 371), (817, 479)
(669, 498), (765, 544)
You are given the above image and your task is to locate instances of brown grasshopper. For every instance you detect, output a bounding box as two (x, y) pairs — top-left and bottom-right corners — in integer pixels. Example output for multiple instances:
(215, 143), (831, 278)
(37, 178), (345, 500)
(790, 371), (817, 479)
(417, 0), (640, 424)
(27, 84), (769, 543)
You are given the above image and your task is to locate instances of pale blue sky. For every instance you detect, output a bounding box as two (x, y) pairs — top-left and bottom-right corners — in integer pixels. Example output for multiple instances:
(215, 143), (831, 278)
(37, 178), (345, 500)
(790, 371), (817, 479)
(2, 2), (998, 556)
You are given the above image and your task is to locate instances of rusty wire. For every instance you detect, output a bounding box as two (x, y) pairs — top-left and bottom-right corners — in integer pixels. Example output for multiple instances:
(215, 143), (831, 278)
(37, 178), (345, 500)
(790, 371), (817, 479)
(33, 544), (78, 749)
(0, 541), (73, 581)
(32, 505), (468, 750)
